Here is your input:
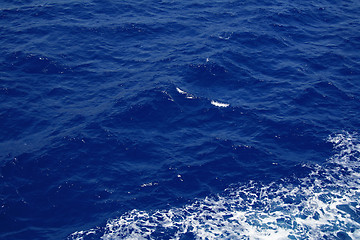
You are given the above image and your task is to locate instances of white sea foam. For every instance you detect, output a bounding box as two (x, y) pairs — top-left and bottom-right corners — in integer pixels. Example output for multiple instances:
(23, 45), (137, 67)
(211, 100), (229, 108)
(140, 182), (158, 188)
(176, 87), (195, 99)
(176, 87), (186, 95)
(69, 132), (360, 240)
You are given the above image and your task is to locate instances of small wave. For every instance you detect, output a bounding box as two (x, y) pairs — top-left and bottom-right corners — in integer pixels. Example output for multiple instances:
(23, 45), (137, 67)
(176, 86), (229, 107)
(5, 51), (69, 74)
(68, 132), (360, 240)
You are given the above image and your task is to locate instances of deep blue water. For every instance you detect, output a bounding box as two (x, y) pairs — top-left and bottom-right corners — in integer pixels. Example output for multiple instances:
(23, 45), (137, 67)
(1, 0), (360, 239)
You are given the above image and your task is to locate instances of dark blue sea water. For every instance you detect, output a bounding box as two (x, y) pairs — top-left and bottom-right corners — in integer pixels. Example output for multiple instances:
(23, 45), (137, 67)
(1, 0), (360, 239)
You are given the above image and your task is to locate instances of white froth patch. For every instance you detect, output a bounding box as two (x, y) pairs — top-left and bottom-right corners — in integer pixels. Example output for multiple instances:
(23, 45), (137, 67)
(176, 87), (195, 99)
(211, 100), (229, 107)
(69, 132), (360, 240)
(140, 182), (158, 188)
(176, 87), (186, 95)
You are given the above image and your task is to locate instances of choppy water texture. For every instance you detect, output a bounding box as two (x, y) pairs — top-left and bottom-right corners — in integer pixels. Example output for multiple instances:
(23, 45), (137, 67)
(0, 0), (359, 239)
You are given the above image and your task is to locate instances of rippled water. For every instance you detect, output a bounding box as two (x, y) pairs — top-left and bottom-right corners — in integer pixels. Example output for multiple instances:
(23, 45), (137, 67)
(70, 133), (360, 239)
(0, 0), (360, 239)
